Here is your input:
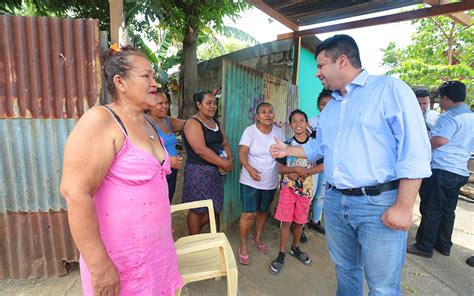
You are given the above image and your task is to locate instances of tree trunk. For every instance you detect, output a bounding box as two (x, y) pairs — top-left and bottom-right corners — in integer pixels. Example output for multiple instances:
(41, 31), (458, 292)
(181, 24), (198, 119)
(447, 36), (454, 65)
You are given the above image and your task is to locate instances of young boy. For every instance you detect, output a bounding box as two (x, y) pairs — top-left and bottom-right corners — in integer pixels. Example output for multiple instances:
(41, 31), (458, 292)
(269, 109), (324, 275)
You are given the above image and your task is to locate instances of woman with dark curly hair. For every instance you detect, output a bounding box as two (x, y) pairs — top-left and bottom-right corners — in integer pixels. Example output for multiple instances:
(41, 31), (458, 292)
(181, 90), (234, 235)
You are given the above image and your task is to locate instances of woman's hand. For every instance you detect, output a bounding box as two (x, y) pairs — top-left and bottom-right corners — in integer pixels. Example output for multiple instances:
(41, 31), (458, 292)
(90, 259), (120, 296)
(247, 166), (262, 181)
(170, 155), (183, 169)
(221, 159), (234, 172)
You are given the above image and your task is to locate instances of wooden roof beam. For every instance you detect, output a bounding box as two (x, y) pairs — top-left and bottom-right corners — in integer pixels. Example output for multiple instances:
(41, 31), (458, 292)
(425, 0), (472, 26)
(246, 0), (300, 31)
(277, 0), (474, 40)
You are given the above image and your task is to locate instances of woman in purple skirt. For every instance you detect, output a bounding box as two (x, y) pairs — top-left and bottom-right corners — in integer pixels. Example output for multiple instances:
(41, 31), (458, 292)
(181, 90), (234, 234)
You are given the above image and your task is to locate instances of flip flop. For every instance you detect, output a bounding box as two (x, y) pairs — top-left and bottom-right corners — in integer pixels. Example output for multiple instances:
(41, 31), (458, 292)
(251, 239), (269, 254)
(238, 248), (251, 265)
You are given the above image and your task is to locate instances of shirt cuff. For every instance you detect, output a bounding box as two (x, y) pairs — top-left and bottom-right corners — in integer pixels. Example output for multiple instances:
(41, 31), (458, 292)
(303, 142), (321, 163)
(396, 160), (432, 179)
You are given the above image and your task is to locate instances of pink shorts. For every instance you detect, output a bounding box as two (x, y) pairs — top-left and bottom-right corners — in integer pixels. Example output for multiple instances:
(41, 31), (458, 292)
(274, 187), (311, 224)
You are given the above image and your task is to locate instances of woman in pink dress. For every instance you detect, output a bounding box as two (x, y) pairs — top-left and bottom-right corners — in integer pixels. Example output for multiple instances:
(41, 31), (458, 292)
(60, 45), (183, 295)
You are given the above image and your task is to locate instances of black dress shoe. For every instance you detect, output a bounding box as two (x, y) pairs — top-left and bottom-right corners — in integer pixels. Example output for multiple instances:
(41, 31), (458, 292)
(308, 221), (326, 234)
(406, 243), (433, 258)
(466, 256), (474, 267)
(434, 245), (450, 256)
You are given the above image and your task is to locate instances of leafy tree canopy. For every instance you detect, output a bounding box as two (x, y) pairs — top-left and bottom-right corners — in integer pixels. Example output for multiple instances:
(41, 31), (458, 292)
(381, 9), (473, 104)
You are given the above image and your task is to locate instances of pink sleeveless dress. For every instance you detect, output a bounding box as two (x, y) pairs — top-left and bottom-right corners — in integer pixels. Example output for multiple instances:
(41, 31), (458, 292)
(79, 111), (183, 295)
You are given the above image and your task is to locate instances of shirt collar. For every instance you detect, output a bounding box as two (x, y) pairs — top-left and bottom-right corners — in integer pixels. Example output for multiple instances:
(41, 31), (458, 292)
(332, 70), (369, 101)
(446, 103), (468, 112)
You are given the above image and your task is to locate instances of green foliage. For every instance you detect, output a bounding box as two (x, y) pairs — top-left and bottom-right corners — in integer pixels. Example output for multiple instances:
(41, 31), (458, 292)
(381, 11), (473, 103)
(150, 0), (248, 39)
(197, 25), (258, 61)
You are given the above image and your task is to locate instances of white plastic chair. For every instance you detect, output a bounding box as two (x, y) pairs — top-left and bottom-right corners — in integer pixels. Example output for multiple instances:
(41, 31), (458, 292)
(171, 200), (238, 296)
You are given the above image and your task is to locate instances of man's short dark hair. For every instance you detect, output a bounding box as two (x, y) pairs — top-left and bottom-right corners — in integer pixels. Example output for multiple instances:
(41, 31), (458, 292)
(414, 89), (430, 98)
(314, 34), (362, 69)
(439, 81), (466, 102)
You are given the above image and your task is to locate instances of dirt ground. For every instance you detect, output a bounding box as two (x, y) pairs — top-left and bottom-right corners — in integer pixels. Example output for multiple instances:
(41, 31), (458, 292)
(1, 168), (473, 295)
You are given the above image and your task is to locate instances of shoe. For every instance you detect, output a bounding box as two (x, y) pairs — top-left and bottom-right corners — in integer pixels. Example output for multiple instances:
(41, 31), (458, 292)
(466, 256), (474, 267)
(434, 245), (450, 256)
(300, 229), (308, 243)
(268, 252), (285, 275)
(308, 220), (325, 234)
(406, 243), (433, 258)
(290, 246), (311, 265)
(250, 239), (269, 254)
(237, 248), (251, 265)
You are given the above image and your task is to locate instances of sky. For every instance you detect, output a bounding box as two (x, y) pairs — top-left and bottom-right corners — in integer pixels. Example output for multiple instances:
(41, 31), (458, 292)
(224, 6), (418, 75)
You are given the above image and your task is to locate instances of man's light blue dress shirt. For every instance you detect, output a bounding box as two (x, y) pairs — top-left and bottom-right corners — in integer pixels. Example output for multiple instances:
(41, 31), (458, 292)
(303, 70), (432, 189)
(430, 104), (474, 177)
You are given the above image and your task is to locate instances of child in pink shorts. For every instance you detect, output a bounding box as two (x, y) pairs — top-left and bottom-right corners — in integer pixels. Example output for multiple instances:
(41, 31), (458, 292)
(269, 109), (323, 275)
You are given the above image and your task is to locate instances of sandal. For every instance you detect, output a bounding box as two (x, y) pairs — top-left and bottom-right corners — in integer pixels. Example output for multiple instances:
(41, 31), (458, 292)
(251, 239), (269, 254)
(238, 248), (251, 265)
(290, 246), (311, 265)
(268, 253), (285, 275)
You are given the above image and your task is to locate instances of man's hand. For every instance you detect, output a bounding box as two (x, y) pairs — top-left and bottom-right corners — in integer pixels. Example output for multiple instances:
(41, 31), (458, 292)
(90, 259), (120, 296)
(270, 137), (288, 158)
(381, 203), (414, 231)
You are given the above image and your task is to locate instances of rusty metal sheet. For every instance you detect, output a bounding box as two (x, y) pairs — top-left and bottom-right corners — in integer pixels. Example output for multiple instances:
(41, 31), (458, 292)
(0, 119), (76, 212)
(220, 61), (298, 229)
(0, 210), (79, 279)
(0, 15), (101, 119)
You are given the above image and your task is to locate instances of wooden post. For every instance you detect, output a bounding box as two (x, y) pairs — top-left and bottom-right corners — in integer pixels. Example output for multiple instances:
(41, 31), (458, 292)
(109, 0), (128, 45)
(292, 37), (301, 85)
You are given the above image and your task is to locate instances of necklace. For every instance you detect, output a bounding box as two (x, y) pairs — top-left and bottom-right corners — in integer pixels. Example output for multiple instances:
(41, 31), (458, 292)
(113, 104), (155, 141)
(144, 116), (155, 141)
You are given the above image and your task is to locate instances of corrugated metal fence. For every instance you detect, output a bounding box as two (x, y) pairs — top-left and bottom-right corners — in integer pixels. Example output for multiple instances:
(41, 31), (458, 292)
(221, 60), (298, 228)
(0, 15), (100, 279)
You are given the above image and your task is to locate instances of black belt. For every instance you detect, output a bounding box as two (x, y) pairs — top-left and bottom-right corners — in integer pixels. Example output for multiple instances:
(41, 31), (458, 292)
(327, 180), (399, 196)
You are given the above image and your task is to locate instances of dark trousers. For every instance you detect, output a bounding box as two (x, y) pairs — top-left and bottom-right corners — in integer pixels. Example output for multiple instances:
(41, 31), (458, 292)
(416, 169), (468, 252)
(166, 168), (178, 203)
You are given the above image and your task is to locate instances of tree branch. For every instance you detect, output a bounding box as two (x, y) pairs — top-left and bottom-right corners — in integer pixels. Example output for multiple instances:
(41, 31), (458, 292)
(430, 18), (449, 41)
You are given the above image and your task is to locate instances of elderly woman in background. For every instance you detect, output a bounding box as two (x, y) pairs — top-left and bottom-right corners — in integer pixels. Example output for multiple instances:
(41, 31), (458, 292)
(60, 45), (182, 295)
(237, 102), (284, 265)
(181, 90), (234, 235)
(149, 92), (186, 202)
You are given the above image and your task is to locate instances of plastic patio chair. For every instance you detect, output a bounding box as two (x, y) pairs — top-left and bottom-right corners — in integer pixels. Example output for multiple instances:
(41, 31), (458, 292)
(171, 200), (238, 296)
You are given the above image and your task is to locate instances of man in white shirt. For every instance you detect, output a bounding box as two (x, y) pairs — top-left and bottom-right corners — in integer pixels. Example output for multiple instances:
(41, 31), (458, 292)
(415, 89), (439, 131)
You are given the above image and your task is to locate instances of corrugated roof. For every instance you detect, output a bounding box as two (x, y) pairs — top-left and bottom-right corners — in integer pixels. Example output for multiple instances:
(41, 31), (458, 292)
(261, 0), (423, 26)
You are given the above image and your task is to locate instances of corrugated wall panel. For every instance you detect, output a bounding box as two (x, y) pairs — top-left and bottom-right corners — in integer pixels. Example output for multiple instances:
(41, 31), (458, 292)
(221, 61), (297, 229)
(0, 14), (100, 279)
(0, 15), (100, 119)
(0, 119), (76, 212)
(0, 210), (79, 279)
(0, 118), (79, 279)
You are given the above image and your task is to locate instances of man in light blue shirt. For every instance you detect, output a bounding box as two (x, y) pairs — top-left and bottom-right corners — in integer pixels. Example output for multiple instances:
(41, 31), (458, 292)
(415, 89), (439, 132)
(408, 81), (473, 258)
(270, 34), (431, 296)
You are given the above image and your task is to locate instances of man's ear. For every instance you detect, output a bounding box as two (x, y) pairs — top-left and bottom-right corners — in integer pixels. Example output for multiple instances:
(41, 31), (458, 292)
(338, 54), (348, 69)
